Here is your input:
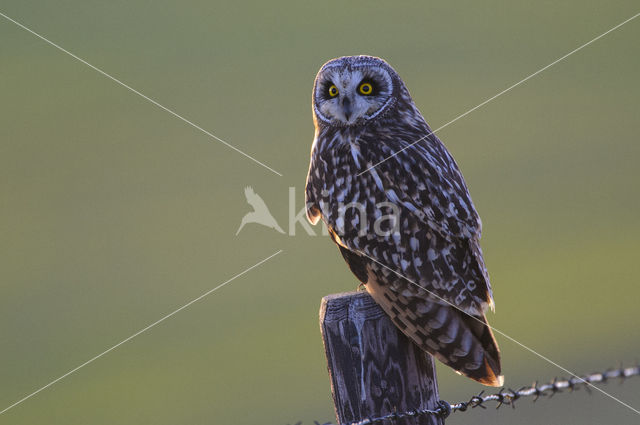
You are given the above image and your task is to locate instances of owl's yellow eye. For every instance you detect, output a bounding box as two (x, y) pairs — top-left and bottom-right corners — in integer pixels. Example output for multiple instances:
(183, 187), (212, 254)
(328, 85), (339, 97)
(358, 82), (373, 95)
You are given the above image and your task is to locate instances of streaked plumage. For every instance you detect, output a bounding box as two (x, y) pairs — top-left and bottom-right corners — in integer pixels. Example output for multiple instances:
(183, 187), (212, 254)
(305, 55), (502, 386)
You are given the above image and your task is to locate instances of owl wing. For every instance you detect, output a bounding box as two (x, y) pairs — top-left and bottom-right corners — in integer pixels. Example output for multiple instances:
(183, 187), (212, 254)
(363, 134), (492, 312)
(362, 132), (482, 241)
(306, 131), (493, 315)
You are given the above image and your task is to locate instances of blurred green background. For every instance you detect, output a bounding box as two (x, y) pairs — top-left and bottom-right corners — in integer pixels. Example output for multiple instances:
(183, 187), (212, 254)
(1, 1), (639, 424)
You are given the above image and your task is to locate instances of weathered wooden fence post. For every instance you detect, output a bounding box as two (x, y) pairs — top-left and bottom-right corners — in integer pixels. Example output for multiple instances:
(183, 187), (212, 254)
(320, 291), (444, 425)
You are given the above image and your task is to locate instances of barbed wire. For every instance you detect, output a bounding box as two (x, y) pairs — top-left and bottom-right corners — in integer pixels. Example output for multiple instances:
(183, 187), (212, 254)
(290, 364), (639, 425)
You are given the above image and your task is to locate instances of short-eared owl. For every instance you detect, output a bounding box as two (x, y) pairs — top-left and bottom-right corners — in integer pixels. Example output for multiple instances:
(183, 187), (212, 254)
(305, 55), (502, 386)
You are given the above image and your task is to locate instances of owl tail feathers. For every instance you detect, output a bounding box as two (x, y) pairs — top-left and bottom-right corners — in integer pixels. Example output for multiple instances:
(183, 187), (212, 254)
(367, 285), (502, 386)
(422, 305), (502, 386)
(414, 306), (502, 386)
(421, 306), (501, 386)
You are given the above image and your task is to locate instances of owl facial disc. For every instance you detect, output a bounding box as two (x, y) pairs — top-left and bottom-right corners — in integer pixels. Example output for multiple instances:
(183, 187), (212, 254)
(313, 56), (396, 126)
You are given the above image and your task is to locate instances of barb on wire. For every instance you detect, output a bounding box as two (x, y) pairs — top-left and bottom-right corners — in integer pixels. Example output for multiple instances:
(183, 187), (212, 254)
(449, 364), (640, 414)
(291, 364), (639, 425)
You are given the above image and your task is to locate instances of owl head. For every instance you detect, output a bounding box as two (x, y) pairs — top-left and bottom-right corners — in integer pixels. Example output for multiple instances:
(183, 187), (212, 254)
(312, 55), (402, 127)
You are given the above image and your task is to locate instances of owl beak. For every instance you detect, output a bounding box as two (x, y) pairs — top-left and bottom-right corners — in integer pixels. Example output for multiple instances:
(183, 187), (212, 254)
(342, 97), (353, 121)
